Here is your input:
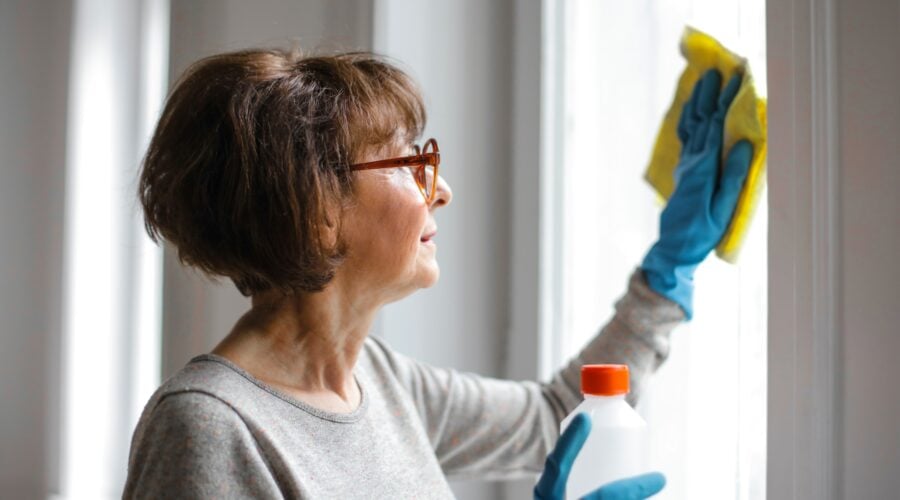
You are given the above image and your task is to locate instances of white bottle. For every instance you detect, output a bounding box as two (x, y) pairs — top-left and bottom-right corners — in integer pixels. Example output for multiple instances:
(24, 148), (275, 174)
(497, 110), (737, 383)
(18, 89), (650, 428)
(560, 364), (649, 499)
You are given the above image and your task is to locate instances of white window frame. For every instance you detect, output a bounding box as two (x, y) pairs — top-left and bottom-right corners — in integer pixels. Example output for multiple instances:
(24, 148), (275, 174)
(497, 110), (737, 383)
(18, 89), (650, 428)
(766, 0), (841, 497)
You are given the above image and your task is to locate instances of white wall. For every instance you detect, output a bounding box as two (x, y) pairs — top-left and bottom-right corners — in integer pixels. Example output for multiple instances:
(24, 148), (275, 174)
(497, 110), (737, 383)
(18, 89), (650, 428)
(768, 0), (900, 497)
(836, 0), (900, 495)
(0, 0), (71, 498)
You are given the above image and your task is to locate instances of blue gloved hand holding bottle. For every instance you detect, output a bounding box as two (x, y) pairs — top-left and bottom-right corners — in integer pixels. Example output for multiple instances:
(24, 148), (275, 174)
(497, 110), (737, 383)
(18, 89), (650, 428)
(641, 69), (754, 319)
(533, 413), (665, 500)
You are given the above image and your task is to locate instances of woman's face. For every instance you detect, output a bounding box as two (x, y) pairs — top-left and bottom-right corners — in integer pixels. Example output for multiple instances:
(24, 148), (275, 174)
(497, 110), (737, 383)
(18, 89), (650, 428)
(338, 141), (452, 304)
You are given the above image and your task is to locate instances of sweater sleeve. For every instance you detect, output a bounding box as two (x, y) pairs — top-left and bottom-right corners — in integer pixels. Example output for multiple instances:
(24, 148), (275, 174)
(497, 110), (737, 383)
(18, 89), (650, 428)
(548, 269), (685, 411)
(123, 391), (284, 500)
(371, 269), (683, 480)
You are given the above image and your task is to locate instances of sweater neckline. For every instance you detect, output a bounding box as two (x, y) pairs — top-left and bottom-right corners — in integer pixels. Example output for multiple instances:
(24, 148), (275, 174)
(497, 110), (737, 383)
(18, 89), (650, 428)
(190, 353), (369, 424)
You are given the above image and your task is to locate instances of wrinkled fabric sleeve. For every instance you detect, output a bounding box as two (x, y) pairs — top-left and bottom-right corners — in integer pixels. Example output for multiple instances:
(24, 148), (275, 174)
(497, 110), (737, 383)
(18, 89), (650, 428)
(123, 391), (284, 499)
(373, 269), (684, 480)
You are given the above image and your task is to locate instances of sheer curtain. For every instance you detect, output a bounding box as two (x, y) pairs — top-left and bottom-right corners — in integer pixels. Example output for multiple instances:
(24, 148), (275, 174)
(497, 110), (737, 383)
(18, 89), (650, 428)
(554, 1), (767, 498)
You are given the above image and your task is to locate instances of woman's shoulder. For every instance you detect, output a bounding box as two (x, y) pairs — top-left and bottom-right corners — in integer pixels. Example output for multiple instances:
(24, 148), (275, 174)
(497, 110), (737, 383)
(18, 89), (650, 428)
(134, 354), (277, 435)
(124, 363), (278, 498)
(141, 388), (243, 436)
(153, 355), (250, 403)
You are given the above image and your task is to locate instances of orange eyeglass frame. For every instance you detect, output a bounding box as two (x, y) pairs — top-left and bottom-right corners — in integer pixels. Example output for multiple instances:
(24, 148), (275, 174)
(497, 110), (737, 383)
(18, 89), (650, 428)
(349, 138), (441, 203)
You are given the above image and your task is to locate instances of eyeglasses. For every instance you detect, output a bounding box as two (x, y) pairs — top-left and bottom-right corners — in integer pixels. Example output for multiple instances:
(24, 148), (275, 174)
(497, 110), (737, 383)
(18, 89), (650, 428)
(349, 138), (441, 203)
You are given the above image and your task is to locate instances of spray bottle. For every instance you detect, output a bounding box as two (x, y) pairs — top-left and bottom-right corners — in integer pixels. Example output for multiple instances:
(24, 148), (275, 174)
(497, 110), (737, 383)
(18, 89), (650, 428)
(560, 364), (649, 499)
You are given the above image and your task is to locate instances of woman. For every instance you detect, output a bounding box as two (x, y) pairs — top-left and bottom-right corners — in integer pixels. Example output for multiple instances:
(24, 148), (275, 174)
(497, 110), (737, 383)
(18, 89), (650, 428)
(124, 49), (750, 499)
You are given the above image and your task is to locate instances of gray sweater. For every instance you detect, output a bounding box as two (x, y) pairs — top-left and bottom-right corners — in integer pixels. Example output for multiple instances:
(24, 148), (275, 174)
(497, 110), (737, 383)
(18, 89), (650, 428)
(123, 270), (682, 499)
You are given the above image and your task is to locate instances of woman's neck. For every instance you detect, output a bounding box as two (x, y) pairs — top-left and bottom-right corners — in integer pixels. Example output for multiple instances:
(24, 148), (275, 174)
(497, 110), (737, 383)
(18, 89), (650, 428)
(212, 283), (378, 413)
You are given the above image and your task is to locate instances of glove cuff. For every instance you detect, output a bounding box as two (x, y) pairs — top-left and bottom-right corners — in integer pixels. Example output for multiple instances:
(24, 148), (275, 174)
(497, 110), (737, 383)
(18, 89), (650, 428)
(641, 250), (697, 320)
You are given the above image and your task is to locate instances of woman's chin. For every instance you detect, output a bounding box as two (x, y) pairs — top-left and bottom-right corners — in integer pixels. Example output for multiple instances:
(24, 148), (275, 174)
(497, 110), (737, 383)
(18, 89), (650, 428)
(423, 268), (440, 288)
(417, 261), (440, 289)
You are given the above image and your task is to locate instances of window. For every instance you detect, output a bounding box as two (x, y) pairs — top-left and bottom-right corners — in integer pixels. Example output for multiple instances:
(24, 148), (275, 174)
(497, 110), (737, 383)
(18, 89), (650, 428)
(57, 0), (168, 496)
(551, 0), (767, 498)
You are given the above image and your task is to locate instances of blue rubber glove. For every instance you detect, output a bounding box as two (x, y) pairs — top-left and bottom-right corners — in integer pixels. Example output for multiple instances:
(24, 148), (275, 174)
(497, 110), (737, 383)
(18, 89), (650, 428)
(641, 69), (754, 319)
(534, 413), (666, 500)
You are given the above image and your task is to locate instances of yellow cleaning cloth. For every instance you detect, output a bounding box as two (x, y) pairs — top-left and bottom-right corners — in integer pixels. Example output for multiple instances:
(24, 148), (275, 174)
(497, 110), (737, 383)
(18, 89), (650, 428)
(645, 27), (767, 263)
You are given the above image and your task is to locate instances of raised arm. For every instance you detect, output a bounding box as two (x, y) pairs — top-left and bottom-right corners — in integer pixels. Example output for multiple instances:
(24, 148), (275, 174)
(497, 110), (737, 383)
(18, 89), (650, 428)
(366, 269), (681, 480)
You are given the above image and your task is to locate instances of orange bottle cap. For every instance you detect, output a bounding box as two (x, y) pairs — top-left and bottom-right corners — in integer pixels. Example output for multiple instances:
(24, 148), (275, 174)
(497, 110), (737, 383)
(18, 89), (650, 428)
(581, 364), (630, 396)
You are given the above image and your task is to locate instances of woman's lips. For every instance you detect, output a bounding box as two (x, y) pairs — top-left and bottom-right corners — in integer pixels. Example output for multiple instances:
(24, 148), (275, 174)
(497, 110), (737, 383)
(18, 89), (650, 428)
(420, 230), (437, 243)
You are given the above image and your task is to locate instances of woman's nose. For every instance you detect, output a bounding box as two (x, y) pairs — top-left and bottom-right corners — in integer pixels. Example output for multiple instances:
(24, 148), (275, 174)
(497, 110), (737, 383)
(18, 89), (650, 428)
(430, 174), (453, 209)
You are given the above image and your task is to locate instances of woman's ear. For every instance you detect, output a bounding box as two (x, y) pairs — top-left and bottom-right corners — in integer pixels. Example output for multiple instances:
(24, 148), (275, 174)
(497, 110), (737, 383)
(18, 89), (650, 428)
(320, 211), (339, 250)
(319, 195), (348, 252)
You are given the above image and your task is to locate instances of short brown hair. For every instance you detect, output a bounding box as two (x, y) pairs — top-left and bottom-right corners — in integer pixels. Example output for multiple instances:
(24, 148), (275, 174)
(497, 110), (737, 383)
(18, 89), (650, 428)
(139, 49), (426, 296)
